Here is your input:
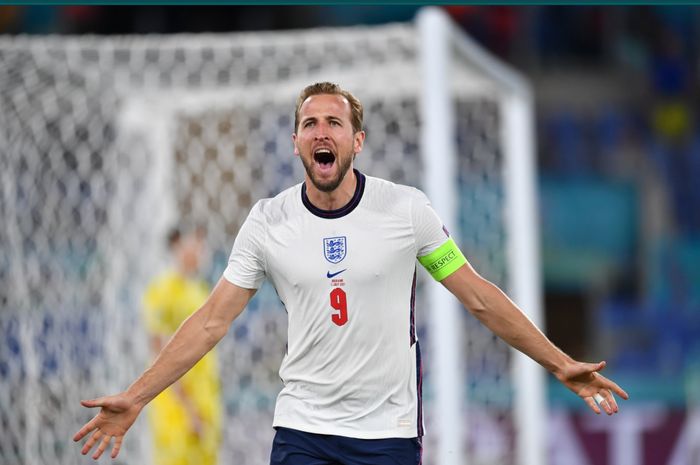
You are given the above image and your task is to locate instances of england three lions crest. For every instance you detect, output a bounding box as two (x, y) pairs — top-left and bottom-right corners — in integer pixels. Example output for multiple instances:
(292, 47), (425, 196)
(323, 236), (347, 264)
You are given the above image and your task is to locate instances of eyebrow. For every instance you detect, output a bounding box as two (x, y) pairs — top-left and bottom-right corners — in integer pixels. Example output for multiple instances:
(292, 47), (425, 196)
(301, 115), (344, 125)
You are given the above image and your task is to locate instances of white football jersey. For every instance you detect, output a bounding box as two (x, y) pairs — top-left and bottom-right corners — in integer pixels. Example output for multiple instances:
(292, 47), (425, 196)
(223, 171), (452, 439)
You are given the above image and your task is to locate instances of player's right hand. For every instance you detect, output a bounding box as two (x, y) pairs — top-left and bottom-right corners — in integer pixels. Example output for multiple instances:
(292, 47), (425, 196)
(73, 393), (143, 460)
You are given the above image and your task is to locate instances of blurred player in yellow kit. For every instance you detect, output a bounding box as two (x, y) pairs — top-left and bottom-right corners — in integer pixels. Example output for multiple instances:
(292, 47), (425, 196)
(142, 227), (221, 465)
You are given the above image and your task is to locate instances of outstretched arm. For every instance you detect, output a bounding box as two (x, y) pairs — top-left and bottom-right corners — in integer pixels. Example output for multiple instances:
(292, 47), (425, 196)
(440, 262), (629, 414)
(73, 278), (255, 459)
(148, 334), (205, 437)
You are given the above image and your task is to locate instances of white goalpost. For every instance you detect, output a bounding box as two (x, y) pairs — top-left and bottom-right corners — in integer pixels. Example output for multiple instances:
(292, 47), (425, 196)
(418, 8), (544, 465)
(0, 7), (543, 465)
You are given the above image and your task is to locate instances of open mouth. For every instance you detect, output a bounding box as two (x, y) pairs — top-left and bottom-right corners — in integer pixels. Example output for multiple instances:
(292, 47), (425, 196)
(314, 148), (336, 168)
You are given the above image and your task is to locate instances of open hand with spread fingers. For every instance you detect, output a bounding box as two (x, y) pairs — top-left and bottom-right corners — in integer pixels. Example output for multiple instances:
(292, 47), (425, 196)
(72, 393), (143, 460)
(556, 360), (629, 415)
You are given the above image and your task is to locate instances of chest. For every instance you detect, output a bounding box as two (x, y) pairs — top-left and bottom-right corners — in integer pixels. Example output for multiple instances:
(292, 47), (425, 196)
(264, 211), (415, 287)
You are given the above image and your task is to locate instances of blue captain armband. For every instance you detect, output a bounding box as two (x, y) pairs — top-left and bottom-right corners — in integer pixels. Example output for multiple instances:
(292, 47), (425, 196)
(418, 237), (468, 281)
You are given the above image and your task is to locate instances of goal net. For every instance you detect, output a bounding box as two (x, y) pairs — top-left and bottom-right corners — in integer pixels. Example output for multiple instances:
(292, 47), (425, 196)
(0, 8), (541, 465)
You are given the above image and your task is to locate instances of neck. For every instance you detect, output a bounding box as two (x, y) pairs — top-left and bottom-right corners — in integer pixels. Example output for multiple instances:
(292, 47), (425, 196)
(304, 169), (357, 211)
(176, 265), (197, 278)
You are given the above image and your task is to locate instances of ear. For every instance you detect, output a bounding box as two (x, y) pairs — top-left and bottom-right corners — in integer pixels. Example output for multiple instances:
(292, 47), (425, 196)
(292, 132), (299, 156)
(353, 130), (365, 154)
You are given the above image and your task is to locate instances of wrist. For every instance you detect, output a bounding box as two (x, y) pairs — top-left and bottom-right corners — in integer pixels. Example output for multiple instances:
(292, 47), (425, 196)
(547, 353), (575, 380)
(124, 384), (151, 409)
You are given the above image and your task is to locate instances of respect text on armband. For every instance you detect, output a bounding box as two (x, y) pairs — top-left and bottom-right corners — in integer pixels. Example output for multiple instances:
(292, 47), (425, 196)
(426, 250), (457, 273)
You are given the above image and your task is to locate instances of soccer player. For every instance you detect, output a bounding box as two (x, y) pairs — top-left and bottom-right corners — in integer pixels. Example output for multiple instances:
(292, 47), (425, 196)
(74, 82), (628, 465)
(141, 227), (221, 465)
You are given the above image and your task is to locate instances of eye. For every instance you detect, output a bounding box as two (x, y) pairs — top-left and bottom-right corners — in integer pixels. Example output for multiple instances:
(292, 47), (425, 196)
(329, 120), (341, 127)
(303, 120), (315, 128)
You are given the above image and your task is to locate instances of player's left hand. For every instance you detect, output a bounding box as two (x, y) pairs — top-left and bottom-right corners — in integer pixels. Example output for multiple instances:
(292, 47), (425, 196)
(556, 360), (629, 415)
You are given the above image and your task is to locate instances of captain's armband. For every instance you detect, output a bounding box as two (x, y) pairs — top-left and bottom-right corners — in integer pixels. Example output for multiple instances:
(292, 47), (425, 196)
(418, 237), (468, 281)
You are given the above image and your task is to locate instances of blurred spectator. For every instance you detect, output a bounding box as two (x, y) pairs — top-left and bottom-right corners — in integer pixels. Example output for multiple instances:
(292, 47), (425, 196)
(648, 27), (694, 145)
(445, 6), (520, 60)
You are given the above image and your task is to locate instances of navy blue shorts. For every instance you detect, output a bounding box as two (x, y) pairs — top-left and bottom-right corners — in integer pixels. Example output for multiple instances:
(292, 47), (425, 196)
(270, 427), (422, 465)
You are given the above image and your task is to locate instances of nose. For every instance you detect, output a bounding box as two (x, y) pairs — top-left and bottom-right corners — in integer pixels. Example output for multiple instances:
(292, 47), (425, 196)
(313, 122), (331, 140)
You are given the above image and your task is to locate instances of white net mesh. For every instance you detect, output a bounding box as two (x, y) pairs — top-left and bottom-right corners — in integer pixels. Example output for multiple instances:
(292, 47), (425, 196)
(1, 20), (519, 465)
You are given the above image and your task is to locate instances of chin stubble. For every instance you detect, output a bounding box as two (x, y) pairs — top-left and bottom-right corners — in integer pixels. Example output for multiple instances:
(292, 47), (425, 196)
(303, 152), (353, 193)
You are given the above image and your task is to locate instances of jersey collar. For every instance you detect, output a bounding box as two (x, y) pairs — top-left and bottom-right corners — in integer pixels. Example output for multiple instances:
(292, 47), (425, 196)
(301, 169), (366, 219)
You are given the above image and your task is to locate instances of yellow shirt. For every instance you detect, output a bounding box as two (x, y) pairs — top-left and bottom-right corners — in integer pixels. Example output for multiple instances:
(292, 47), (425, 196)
(143, 271), (221, 465)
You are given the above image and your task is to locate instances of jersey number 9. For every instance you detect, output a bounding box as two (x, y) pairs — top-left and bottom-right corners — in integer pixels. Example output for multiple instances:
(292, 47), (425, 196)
(330, 288), (348, 326)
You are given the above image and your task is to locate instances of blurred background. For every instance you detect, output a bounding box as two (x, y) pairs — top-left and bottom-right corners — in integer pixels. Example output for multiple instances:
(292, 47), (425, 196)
(2, 5), (700, 465)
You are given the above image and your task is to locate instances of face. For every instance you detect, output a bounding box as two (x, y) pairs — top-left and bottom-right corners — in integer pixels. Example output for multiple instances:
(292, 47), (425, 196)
(293, 94), (365, 193)
(175, 233), (205, 275)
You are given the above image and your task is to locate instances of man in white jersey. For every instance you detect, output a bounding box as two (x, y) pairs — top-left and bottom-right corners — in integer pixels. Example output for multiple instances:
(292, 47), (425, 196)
(74, 82), (628, 465)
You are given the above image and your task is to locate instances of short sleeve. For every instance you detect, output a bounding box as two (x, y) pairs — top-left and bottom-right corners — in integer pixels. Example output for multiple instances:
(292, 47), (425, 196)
(410, 189), (451, 257)
(223, 201), (267, 289)
(411, 189), (468, 281)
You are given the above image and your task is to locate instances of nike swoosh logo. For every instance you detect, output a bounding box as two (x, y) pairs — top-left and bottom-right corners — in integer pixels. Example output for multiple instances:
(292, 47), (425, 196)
(326, 269), (347, 279)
